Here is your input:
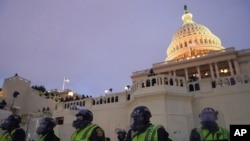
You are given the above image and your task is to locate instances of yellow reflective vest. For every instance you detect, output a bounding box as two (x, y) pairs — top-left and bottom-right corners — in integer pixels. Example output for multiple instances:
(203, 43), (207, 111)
(196, 127), (229, 141)
(71, 124), (98, 141)
(132, 125), (160, 141)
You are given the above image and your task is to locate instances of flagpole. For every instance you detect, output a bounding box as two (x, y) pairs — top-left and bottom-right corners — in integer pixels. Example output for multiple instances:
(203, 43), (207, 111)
(62, 77), (65, 91)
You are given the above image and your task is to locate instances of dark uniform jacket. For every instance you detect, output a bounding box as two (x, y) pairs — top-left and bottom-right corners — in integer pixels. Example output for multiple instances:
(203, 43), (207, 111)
(88, 127), (105, 141)
(3, 128), (26, 141)
(39, 131), (60, 141)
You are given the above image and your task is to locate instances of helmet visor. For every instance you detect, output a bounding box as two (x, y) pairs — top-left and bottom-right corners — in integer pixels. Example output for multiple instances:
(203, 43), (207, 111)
(200, 112), (216, 122)
(130, 114), (145, 130)
(36, 119), (48, 135)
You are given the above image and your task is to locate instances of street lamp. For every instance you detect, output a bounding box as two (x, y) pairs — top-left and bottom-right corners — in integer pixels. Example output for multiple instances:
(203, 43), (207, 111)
(104, 90), (109, 95)
(124, 85), (131, 100)
(124, 85), (130, 93)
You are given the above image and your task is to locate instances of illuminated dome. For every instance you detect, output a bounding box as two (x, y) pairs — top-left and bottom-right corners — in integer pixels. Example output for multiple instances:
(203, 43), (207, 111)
(165, 5), (224, 61)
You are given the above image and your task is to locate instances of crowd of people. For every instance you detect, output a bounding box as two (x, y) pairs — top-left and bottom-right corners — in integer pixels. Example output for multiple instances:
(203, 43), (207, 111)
(0, 106), (230, 141)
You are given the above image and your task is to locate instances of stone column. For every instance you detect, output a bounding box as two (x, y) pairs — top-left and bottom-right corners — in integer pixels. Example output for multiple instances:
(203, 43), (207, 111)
(209, 63), (215, 79)
(173, 70), (176, 76)
(185, 68), (188, 81)
(215, 62), (220, 78)
(228, 60), (234, 76)
(234, 59), (241, 75)
(197, 66), (201, 79)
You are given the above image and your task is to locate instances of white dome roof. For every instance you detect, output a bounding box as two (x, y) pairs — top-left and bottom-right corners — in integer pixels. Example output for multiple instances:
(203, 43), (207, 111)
(165, 5), (224, 61)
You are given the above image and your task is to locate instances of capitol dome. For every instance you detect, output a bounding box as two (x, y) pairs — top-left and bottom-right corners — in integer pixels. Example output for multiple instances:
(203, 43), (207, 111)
(165, 5), (224, 61)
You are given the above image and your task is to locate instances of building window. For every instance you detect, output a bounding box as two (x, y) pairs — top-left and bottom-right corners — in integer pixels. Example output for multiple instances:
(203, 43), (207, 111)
(55, 117), (64, 125)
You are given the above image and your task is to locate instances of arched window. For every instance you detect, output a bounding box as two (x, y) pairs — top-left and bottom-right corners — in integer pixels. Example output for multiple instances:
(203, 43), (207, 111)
(244, 75), (249, 83)
(164, 77), (168, 85)
(175, 79), (179, 86)
(195, 83), (200, 90)
(211, 80), (216, 88)
(170, 78), (173, 85)
(152, 78), (156, 86)
(236, 76), (242, 84)
(217, 79), (222, 86)
(180, 79), (184, 87)
(224, 79), (230, 86)
(189, 84), (194, 91)
(146, 79), (151, 87)
(230, 77), (235, 85)
(127, 94), (130, 100)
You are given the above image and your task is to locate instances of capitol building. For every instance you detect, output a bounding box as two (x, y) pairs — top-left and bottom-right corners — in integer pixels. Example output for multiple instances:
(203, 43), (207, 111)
(1, 5), (250, 141)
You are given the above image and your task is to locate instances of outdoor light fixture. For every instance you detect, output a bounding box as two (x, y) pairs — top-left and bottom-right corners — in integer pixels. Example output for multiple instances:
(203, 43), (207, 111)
(68, 91), (74, 96)
(220, 69), (228, 73)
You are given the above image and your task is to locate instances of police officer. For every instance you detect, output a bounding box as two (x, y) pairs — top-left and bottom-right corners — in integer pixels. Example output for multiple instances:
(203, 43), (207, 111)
(116, 129), (126, 141)
(71, 109), (105, 141)
(36, 117), (60, 141)
(189, 107), (229, 141)
(0, 114), (26, 141)
(125, 106), (171, 141)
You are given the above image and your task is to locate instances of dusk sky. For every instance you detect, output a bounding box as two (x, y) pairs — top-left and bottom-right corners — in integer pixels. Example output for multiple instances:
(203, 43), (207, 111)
(1, 0), (250, 97)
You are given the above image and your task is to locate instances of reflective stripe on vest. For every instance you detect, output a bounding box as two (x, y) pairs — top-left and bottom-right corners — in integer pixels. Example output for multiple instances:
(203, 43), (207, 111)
(0, 132), (8, 141)
(36, 133), (59, 141)
(36, 134), (47, 141)
(0, 128), (19, 141)
(71, 124), (98, 141)
(196, 127), (229, 141)
(132, 125), (161, 141)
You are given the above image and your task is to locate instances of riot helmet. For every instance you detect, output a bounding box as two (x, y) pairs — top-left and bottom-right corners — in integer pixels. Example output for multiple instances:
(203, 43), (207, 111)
(36, 117), (56, 135)
(199, 107), (219, 132)
(130, 106), (152, 131)
(115, 128), (126, 141)
(199, 107), (218, 122)
(72, 109), (93, 129)
(0, 114), (21, 130)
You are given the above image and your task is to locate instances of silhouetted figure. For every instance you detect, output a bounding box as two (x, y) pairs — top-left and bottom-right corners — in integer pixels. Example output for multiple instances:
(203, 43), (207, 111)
(0, 100), (7, 109)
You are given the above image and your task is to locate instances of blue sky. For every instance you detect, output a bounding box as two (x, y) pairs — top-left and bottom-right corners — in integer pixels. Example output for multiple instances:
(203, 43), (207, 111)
(0, 0), (250, 97)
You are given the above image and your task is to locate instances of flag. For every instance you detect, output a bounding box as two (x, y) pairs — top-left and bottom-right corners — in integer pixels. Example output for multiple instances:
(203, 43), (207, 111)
(64, 77), (70, 83)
